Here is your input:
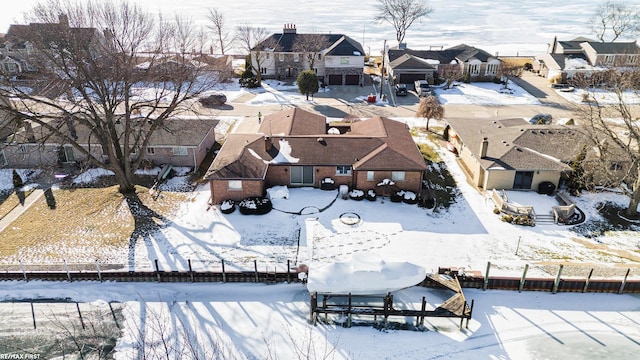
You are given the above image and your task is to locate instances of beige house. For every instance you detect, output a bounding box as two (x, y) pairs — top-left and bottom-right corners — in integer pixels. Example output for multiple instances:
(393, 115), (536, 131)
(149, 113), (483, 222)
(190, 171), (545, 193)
(0, 116), (218, 170)
(533, 37), (640, 81)
(445, 117), (630, 191)
(205, 108), (428, 204)
(386, 44), (501, 85)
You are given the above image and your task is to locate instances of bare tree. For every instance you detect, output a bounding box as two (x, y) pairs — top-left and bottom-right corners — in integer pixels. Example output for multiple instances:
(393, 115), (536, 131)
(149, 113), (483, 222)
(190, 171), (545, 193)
(206, 8), (232, 55)
(375, 0), (433, 45)
(416, 95), (444, 131)
(0, 0), (215, 194)
(591, 0), (640, 42)
(292, 34), (331, 70)
(236, 24), (272, 86)
(496, 61), (523, 89)
(574, 68), (640, 217)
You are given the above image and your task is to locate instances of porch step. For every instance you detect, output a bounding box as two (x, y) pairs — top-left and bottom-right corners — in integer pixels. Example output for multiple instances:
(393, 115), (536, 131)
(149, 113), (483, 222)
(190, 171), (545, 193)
(535, 214), (556, 225)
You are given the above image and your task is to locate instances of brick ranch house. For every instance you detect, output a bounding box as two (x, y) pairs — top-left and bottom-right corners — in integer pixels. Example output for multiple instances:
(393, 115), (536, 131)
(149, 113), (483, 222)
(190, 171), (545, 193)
(205, 108), (428, 204)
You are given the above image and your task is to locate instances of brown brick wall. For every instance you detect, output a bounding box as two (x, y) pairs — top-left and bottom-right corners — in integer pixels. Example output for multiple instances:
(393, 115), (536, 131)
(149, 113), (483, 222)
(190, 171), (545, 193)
(265, 165), (354, 188)
(354, 170), (423, 194)
(209, 179), (264, 204)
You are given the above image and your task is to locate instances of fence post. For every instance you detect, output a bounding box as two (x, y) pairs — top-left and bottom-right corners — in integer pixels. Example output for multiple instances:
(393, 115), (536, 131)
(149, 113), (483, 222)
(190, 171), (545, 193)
(222, 260), (226, 283)
(287, 260), (291, 283)
(483, 262), (491, 291)
(582, 268), (593, 293)
(19, 260), (28, 282)
(518, 264), (529, 292)
(154, 259), (161, 282)
(64, 260), (72, 281)
(618, 268), (631, 294)
(552, 264), (563, 294)
(188, 259), (194, 283)
(254, 260), (259, 282)
(95, 260), (103, 282)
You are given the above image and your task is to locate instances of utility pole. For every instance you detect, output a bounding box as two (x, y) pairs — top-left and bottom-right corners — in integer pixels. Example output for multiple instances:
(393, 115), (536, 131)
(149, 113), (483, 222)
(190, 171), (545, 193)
(379, 39), (386, 97)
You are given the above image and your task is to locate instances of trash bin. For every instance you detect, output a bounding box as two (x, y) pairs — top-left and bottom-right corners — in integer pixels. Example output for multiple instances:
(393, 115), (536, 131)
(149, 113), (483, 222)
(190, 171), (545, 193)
(537, 181), (556, 195)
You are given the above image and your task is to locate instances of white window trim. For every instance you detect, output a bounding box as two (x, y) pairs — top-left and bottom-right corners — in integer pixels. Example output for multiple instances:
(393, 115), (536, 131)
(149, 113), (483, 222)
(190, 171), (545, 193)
(336, 166), (351, 176)
(485, 63), (498, 76)
(228, 180), (242, 190)
(469, 63), (481, 76)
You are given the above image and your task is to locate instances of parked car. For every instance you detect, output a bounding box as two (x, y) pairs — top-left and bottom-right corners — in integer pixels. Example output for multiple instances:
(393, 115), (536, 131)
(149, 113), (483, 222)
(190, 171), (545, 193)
(529, 113), (553, 125)
(199, 93), (227, 107)
(395, 83), (408, 96)
(414, 80), (430, 97)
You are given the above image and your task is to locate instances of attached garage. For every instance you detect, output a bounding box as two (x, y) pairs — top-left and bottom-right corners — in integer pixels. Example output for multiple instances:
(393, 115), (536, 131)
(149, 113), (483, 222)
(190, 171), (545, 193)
(345, 74), (360, 85)
(328, 75), (342, 85)
(398, 73), (428, 85)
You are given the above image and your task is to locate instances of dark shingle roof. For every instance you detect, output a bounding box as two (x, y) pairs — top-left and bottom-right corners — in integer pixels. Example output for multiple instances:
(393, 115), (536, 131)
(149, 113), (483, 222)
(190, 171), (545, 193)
(584, 41), (639, 54)
(255, 33), (363, 56)
(388, 44), (494, 65)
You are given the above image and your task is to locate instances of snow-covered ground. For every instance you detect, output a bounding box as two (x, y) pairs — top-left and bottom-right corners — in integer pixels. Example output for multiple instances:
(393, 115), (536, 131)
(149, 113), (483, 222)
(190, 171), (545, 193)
(1, 69), (639, 359)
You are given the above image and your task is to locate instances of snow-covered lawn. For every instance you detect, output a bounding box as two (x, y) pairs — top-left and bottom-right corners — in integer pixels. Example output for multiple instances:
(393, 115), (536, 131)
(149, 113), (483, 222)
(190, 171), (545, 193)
(555, 87), (640, 105)
(435, 81), (541, 105)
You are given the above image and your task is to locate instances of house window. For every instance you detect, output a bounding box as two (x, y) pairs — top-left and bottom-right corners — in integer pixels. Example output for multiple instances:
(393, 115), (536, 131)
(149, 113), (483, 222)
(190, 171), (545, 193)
(261, 67), (267, 74)
(0, 150), (6, 166)
(265, 53), (270, 60)
(367, 171), (375, 181)
(318, 54), (322, 60)
(146, 147), (155, 155)
(279, 53), (284, 61)
(293, 53), (299, 62)
(173, 146), (188, 156)
(6, 63), (15, 72)
(468, 63), (480, 75)
(228, 180), (242, 190)
(391, 171), (405, 181)
(627, 55), (637, 65)
(336, 166), (351, 176)
(604, 55), (615, 64)
(340, 57), (349, 65)
(486, 63), (498, 76)
(58, 146), (75, 163)
(610, 162), (623, 170)
(19, 144), (27, 153)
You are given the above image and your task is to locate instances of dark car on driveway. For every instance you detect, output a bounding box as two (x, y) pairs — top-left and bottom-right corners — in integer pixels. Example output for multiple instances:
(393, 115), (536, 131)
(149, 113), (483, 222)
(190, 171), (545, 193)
(395, 83), (408, 96)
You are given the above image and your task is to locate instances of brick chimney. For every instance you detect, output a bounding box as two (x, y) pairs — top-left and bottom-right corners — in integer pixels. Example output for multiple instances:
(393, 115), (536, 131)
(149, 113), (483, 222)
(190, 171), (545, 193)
(480, 137), (489, 159)
(265, 136), (272, 151)
(283, 24), (297, 34)
(58, 14), (69, 28)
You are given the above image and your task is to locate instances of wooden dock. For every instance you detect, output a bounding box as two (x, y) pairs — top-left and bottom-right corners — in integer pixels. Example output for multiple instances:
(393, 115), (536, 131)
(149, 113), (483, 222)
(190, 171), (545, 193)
(309, 272), (474, 331)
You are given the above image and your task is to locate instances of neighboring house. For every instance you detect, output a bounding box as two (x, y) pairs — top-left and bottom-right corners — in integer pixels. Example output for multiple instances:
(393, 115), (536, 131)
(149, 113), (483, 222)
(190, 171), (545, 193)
(445, 117), (630, 191)
(0, 117), (218, 169)
(204, 108), (427, 204)
(533, 37), (640, 81)
(251, 24), (365, 85)
(0, 14), (103, 76)
(386, 44), (501, 85)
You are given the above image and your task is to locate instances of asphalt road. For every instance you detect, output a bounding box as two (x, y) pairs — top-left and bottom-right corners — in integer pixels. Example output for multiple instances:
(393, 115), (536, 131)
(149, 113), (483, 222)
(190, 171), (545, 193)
(209, 72), (581, 125)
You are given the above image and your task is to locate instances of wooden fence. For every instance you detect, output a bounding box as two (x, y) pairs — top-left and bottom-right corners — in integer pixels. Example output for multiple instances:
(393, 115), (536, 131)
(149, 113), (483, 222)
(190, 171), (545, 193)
(0, 260), (638, 294)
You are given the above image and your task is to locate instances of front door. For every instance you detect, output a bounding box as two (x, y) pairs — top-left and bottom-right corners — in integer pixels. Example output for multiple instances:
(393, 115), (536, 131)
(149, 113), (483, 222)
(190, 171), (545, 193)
(290, 166), (314, 185)
(513, 171), (534, 190)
